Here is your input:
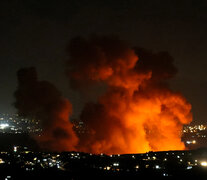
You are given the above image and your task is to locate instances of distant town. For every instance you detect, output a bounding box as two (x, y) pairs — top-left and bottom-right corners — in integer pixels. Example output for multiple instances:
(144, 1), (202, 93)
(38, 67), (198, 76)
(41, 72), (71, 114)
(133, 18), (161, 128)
(0, 145), (207, 179)
(0, 113), (206, 150)
(182, 124), (207, 149)
(0, 113), (42, 135)
(1, 113), (207, 179)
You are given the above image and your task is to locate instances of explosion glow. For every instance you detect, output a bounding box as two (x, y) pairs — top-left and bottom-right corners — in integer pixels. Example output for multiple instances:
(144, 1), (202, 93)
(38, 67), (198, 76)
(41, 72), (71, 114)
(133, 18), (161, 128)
(67, 36), (192, 154)
(14, 35), (192, 154)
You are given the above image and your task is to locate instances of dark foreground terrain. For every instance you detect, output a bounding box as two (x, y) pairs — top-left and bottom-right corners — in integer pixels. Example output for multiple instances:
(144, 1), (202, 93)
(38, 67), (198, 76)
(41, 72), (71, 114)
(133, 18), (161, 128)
(1, 147), (207, 179)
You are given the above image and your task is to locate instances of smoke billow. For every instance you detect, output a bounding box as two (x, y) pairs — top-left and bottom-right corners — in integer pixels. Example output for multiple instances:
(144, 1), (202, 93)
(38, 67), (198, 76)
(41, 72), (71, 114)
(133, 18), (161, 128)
(14, 35), (192, 154)
(14, 67), (78, 151)
(66, 35), (192, 154)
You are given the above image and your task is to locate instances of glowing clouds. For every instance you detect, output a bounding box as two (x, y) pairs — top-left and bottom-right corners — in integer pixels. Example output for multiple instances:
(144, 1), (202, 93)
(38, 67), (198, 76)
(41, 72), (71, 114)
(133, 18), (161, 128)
(67, 35), (192, 154)
(14, 35), (192, 154)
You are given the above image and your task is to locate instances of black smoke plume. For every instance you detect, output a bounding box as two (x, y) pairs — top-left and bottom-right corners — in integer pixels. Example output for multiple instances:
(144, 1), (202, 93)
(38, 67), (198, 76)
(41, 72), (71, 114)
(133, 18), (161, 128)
(14, 67), (78, 151)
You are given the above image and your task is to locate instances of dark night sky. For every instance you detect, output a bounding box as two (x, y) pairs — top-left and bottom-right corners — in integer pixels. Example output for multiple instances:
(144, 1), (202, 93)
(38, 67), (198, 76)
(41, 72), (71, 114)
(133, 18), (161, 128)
(0, 0), (206, 124)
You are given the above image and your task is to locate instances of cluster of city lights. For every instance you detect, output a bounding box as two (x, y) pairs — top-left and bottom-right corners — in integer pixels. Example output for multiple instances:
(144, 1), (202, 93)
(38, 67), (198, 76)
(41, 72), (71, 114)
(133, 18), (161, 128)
(0, 123), (9, 129)
(0, 145), (207, 178)
(183, 124), (207, 133)
(182, 124), (207, 147)
(0, 114), (41, 134)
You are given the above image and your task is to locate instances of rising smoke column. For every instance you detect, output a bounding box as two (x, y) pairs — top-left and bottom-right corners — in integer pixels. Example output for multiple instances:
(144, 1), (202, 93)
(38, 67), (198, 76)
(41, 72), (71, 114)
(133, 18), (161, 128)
(133, 48), (192, 151)
(14, 67), (78, 151)
(66, 35), (192, 154)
